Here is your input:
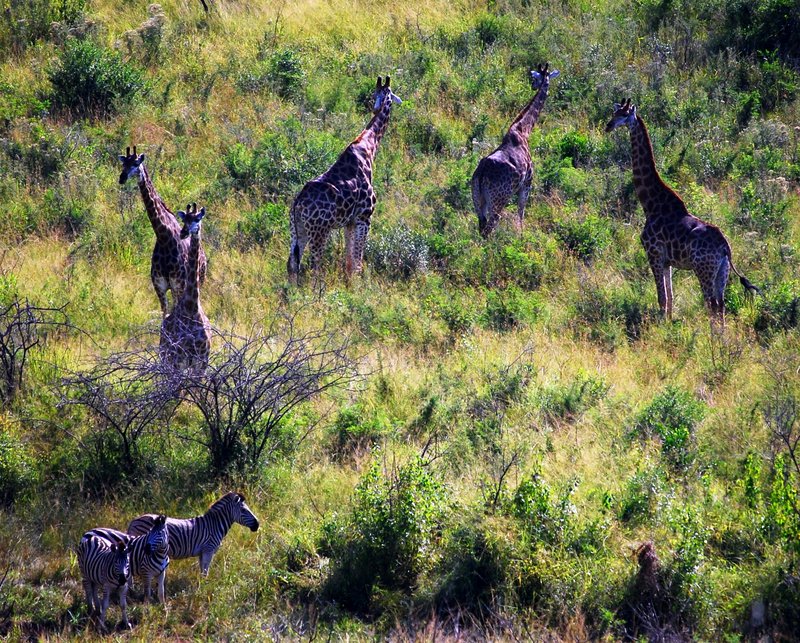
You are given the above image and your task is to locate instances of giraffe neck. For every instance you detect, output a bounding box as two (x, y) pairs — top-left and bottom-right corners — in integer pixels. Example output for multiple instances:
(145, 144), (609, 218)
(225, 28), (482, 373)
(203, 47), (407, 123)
(506, 79), (551, 141)
(353, 101), (394, 169)
(628, 115), (687, 217)
(137, 166), (178, 241)
(181, 232), (202, 315)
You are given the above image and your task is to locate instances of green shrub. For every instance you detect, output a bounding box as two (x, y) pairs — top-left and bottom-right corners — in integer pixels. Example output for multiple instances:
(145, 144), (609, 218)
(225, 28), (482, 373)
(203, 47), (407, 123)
(367, 221), (429, 280)
(633, 386), (705, 471)
(239, 47), (305, 98)
(330, 404), (392, 457)
(0, 418), (36, 506)
(0, 0), (86, 57)
(482, 285), (542, 331)
(554, 212), (612, 261)
(47, 39), (147, 118)
(572, 282), (654, 346)
(733, 179), (789, 236)
(320, 457), (447, 612)
(509, 472), (577, 547)
(618, 466), (666, 524)
(753, 280), (800, 339)
(234, 202), (288, 246)
(223, 117), (341, 196)
(536, 372), (609, 426)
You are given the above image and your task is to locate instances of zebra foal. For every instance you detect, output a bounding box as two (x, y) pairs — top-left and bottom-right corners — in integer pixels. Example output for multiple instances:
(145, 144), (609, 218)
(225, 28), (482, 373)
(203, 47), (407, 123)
(86, 514), (170, 604)
(128, 492), (259, 576)
(77, 534), (130, 631)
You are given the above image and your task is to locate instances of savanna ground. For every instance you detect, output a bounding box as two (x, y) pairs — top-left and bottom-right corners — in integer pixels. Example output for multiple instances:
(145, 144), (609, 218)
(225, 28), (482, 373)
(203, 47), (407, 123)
(1, 0), (800, 639)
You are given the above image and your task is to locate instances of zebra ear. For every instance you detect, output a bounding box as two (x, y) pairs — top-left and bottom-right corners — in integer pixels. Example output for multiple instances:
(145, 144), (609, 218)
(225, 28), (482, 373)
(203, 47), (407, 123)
(236, 492), (245, 502)
(154, 514), (167, 527)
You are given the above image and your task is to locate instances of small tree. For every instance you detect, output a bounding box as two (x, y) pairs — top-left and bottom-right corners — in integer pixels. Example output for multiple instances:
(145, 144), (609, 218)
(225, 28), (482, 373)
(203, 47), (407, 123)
(59, 334), (178, 480)
(0, 299), (70, 405)
(175, 319), (360, 474)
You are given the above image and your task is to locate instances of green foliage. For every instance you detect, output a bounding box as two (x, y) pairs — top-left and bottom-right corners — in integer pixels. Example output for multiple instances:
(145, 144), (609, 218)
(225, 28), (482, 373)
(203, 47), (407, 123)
(224, 117), (341, 196)
(367, 221), (430, 280)
(330, 403), (392, 456)
(553, 211), (612, 261)
(321, 457), (447, 612)
(618, 465), (667, 524)
(234, 202), (288, 246)
(572, 282), (654, 346)
(0, 0), (86, 57)
(634, 386), (706, 471)
(768, 454), (800, 560)
(239, 47), (305, 98)
(509, 472), (577, 548)
(482, 285), (542, 331)
(753, 280), (800, 339)
(47, 39), (147, 118)
(0, 418), (36, 506)
(536, 371), (609, 425)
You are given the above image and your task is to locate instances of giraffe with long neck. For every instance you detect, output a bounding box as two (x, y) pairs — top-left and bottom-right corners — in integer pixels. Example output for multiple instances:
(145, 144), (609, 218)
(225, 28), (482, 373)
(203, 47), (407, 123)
(287, 76), (402, 283)
(119, 146), (207, 316)
(471, 63), (560, 237)
(606, 100), (759, 326)
(160, 204), (211, 371)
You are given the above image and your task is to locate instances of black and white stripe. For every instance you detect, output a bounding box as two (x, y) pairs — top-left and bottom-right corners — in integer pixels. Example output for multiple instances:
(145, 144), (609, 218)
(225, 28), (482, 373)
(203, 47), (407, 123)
(87, 514), (170, 603)
(77, 533), (130, 631)
(128, 492), (259, 576)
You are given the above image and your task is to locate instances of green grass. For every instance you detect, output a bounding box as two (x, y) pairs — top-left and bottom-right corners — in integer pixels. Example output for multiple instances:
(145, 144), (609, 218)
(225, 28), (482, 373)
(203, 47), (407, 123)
(1, 0), (799, 639)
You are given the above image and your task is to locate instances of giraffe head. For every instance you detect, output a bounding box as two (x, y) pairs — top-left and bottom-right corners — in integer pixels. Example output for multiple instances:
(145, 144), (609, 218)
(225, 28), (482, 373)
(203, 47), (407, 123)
(177, 203), (206, 239)
(372, 76), (402, 113)
(605, 99), (637, 132)
(530, 63), (560, 90)
(118, 145), (146, 184)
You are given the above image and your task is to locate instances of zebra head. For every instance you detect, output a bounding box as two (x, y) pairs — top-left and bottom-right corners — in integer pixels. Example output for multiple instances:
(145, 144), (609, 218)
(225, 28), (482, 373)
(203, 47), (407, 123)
(111, 541), (131, 587)
(229, 492), (259, 532)
(144, 514), (169, 558)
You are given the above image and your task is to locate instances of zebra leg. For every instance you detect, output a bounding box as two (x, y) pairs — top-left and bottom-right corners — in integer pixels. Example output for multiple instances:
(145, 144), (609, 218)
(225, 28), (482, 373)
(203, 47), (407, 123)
(199, 550), (214, 576)
(119, 582), (131, 630)
(143, 573), (152, 603)
(98, 584), (111, 632)
(157, 569), (166, 604)
(82, 580), (96, 616)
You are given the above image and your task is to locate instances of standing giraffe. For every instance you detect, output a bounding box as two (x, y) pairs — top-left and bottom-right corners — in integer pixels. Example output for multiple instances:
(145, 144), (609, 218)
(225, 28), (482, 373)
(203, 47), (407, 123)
(287, 76), (402, 284)
(606, 100), (759, 325)
(471, 63), (560, 237)
(160, 204), (211, 371)
(119, 146), (207, 316)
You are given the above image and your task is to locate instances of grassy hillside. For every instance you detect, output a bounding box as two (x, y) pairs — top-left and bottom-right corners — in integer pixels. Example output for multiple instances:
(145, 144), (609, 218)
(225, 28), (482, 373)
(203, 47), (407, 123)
(1, 0), (800, 638)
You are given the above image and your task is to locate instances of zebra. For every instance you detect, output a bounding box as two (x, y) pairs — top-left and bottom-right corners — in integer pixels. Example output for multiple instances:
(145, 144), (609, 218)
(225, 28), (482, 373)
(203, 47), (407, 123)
(76, 533), (131, 632)
(86, 514), (170, 604)
(127, 492), (259, 576)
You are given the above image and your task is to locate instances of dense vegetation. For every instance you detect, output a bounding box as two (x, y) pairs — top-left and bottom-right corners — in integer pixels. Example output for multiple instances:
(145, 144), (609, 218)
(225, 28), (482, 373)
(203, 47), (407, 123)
(1, 0), (799, 638)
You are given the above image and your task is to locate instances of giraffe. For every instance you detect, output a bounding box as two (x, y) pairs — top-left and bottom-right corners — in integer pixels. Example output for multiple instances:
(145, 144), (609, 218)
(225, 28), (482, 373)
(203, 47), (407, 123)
(606, 99), (759, 326)
(160, 203), (212, 371)
(287, 76), (402, 284)
(471, 63), (560, 237)
(119, 146), (207, 317)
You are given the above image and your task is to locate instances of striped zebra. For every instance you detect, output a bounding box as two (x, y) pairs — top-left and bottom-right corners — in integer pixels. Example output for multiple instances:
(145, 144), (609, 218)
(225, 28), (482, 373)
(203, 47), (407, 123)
(77, 534), (130, 632)
(127, 492), (259, 576)
(86, 514), (170, 604)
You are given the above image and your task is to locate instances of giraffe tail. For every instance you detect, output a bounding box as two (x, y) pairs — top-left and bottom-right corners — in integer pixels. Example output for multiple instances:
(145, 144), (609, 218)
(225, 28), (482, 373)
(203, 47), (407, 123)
(729, 259), (761, 297)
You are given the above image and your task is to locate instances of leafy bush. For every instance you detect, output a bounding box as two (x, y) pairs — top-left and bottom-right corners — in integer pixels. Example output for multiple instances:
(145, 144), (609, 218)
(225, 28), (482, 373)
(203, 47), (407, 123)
(618, 466), (667, 524)
(572, 282), (654, 346)
(753, 280), (800, 340)
(553, 212), (612, 261)
(482, 285), (542, 331)
(238, 47), (305, 98)
(321, 458), (447, 612)
(509, 472), (577, 547)
(234, 202), (288, 246)
(368, 222), (429, 280)
(0, 0), (86, 57)
(0, 417), (36, 506)
(47, 39), (147, 118)
(633, 386), (706, 471)
(536, 372), (609, 426)
(330, 403), (393, 457)
(223, 117), (341, 196)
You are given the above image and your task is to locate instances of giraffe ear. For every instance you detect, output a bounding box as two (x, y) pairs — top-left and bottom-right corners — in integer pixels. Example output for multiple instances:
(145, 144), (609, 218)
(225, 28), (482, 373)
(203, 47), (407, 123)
(118, 155), (127, 162)
(197, 207), (206, 219)
(549, 69), (560, 79)
(613, 102), (622, 111)
(177, 210), (187, 221)
(136, 153), (145, 164)
(376, 76), (382, 88)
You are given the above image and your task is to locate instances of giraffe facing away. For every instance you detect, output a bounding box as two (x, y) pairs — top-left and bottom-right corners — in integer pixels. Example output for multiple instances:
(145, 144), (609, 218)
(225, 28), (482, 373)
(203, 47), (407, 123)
(471, 63), (560, 237)
(606, 100), (759, 326)
(160, 203), (211, 371)
(119, 146), (207, 317)
(287, 76), (402, 284)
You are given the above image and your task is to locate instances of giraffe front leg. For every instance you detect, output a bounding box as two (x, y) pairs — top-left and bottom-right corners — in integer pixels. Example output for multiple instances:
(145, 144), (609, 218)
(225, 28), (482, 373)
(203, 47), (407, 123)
(152, 274), (169, 317)
(664, 265), (674, 320)
(344, 223), (357, 280)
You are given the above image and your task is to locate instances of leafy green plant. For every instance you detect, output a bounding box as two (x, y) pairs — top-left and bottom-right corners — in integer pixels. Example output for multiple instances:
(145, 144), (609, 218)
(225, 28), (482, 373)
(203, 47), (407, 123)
(321, 457), (447, 612)
(47, 39), (147, 118)
(367, 221), (430, 280)
(234, 202), (288, 247)
(330, 403), (393, 457)
(0, 417), (36, 506)
(633, 386), (706, 471)
(536, 371), (609, 426)
(509, 471), (577, 547)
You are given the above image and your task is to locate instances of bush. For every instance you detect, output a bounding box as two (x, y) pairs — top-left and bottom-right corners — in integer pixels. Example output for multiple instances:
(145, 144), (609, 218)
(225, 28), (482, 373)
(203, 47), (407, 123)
(536, 372), (609, 426)
(633, 386), (705, 471)
(234, 202), (288, 247)
(47, 39), (147, 118)
(554, 212), (612, 261)
(482, 286), (542, 331)
(321, 457), (447, 613)
(0, 417), (36, 506)
(238, 47), (305, 98)
(330, 403), (393, 457)
(618, 466), (667, 524)
(753, 280), (800, 340)
(368, 222), (430, 280)
(0, 0), (86, 57)
(509, 472), (577, 547)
